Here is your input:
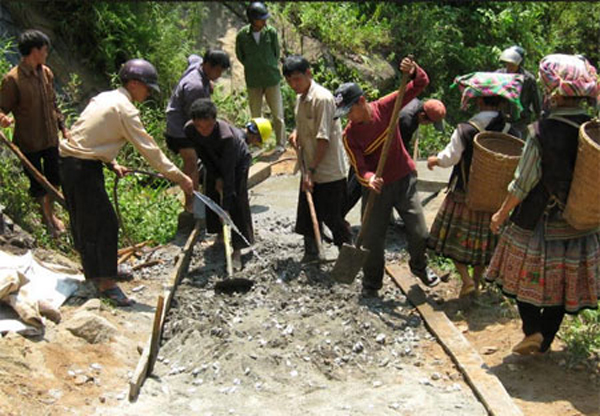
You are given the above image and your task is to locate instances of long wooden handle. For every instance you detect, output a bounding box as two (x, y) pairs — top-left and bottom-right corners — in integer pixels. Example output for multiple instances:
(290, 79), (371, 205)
(355, 65), (412, 247)
(219, 190), (233, 277)
(0, 130), (67, 208)
(297, 147), (323, 255)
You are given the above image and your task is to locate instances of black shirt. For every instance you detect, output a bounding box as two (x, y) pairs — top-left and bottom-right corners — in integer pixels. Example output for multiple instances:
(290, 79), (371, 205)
(184, 119), (251, 210)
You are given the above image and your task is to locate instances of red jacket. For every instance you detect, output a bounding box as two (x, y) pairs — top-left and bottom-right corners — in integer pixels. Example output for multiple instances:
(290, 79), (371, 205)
(343, 66), (429, 186)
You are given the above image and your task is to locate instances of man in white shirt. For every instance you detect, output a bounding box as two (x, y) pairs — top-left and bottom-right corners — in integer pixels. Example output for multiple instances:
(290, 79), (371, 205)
(283, 55), (351, 261)
(59, 59), (193, 306)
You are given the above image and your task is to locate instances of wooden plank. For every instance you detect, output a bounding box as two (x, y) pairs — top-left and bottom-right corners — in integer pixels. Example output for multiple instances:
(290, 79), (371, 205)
(386, 264), (523, 416)
(128, 224), (200, 402)
(248, 161), (272, 189)
(147, 295), (165, 375)
(128, 294), (164, 401)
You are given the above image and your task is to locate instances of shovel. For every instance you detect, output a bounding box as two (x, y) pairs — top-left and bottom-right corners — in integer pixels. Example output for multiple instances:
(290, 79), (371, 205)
(218, 190), (234, 277)
(331, 64), (413, 284)
(297, 147), (324, 260)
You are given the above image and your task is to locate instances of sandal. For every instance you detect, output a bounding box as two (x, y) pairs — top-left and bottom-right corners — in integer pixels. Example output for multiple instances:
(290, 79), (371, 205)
(100, 286), (135, 307)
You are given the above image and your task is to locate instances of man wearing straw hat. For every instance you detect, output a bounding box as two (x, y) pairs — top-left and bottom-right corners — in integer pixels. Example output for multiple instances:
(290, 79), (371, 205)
(427, 71), (522, 298)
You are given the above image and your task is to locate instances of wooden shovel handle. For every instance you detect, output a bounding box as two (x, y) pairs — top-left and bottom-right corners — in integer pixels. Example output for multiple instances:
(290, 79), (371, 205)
(296, 147), (323, 254)
(355, 60), (413, 247)
(0, 130), (67, 208)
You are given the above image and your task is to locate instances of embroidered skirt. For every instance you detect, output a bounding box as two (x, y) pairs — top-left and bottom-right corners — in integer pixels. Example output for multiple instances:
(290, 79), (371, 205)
(486, 221), (600, 313)
(427, 191), (498, 266)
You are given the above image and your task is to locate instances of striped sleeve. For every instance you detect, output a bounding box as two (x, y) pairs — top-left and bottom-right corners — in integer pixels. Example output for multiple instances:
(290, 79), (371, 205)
(507, 135), (541, 200)
(343, 129), (373, 187)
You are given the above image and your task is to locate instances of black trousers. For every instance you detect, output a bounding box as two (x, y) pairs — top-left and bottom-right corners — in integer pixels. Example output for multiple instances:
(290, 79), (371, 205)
(342, 166), (362, 219)
(517, 301), (566, 352)
(295, 178), (351, 247)
(361, 172), (429, 290)
(23, 147), (61, 198)
(205, 159), (254, 250)
(59, 157), (118, 280)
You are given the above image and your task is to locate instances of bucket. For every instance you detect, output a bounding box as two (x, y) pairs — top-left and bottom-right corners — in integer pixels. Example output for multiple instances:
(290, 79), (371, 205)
(466, 132), (524, 212)
(563, 119), (600, 230)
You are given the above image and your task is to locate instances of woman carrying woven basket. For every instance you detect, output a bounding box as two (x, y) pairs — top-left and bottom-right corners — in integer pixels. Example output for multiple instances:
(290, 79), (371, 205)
(487, 54), (600, 356)
(427, 72), (522, 298)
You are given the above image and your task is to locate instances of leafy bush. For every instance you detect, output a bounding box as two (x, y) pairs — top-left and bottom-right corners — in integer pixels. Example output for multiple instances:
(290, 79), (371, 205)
(277, 2), (391, 54)
(560, 307), (600, 365)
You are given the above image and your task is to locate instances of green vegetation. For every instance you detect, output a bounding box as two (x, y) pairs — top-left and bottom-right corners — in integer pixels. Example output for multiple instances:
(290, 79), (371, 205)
(560, 309), (600, 366)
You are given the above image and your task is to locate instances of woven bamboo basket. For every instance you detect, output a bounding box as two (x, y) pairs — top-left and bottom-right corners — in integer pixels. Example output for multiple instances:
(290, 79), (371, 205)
(563, 119), (600, 230)
(466, 132), (524, 213)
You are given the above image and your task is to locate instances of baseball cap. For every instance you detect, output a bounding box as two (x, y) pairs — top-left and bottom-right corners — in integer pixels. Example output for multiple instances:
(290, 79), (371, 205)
(423, 99), (446, 132)
(333, 83), (364, 119)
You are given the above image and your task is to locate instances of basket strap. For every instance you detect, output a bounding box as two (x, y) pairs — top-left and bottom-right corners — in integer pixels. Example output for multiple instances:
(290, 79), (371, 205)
(467, 121), (484, 133)
(547, 115), (583, 129)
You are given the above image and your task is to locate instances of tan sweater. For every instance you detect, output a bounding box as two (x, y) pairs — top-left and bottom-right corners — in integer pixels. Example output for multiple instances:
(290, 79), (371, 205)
(59, 87), (185, 184)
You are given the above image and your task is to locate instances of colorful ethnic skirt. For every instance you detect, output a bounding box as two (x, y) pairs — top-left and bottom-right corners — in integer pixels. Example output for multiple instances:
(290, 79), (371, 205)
(486, 221), (600, 313)
(427, 191), (498, 266)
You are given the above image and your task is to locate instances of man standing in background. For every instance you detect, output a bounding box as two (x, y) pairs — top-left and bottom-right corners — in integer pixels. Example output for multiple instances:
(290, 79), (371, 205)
(235, 2), (285, 151)
(497, 45), (541, 137)
(0, 29), (68, 238)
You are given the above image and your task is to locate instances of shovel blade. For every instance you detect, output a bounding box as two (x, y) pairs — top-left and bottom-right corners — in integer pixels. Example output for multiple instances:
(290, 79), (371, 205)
(331, 243), (370, 284)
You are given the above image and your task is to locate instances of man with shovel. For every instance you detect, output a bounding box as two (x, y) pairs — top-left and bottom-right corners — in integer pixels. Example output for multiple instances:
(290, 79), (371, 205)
(184, 98), (254, 271)
(335, 57), (440, 298)
(283, 55), (351, 262)
(0, 29), (68, 238)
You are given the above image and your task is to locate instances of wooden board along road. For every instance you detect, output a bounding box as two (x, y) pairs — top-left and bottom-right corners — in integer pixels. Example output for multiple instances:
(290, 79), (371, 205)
(386, 263), (524, 416)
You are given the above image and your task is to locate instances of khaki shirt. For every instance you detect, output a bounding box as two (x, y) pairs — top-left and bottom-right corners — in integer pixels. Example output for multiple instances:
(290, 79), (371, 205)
(59, 87), (185, 184)
(295, 80), (347, 184)
(0, 61), (64, 153)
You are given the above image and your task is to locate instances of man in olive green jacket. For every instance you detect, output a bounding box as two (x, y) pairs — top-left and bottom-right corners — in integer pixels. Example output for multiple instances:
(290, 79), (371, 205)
(235, 2), (285, 150)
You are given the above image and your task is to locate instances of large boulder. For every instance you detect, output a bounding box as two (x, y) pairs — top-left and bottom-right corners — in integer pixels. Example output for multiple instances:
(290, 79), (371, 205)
(65, 310), (117, 344)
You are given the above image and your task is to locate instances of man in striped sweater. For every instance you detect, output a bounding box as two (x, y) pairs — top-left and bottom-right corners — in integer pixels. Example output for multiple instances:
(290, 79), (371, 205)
(334, 57), (440, 298)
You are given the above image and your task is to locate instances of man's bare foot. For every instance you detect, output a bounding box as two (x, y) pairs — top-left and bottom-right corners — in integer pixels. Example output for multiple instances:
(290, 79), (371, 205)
(52, 215), (66, 234)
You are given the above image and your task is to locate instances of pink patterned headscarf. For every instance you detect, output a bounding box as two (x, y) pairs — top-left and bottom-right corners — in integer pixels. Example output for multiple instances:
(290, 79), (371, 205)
(538, 54), (599, 98)
(451, 72), (524, 111)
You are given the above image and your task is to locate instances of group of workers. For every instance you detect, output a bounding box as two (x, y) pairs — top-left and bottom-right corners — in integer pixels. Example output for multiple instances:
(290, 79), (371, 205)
(1, 2), (599, 357)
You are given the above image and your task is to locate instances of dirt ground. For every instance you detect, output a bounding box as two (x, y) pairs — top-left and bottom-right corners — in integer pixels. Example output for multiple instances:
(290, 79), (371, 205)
(430, 278), (600, 416)
(0, 237), (186, 416)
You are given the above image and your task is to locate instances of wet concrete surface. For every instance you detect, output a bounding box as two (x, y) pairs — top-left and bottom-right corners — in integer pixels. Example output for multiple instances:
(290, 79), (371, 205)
(99, 173), (486, 416)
